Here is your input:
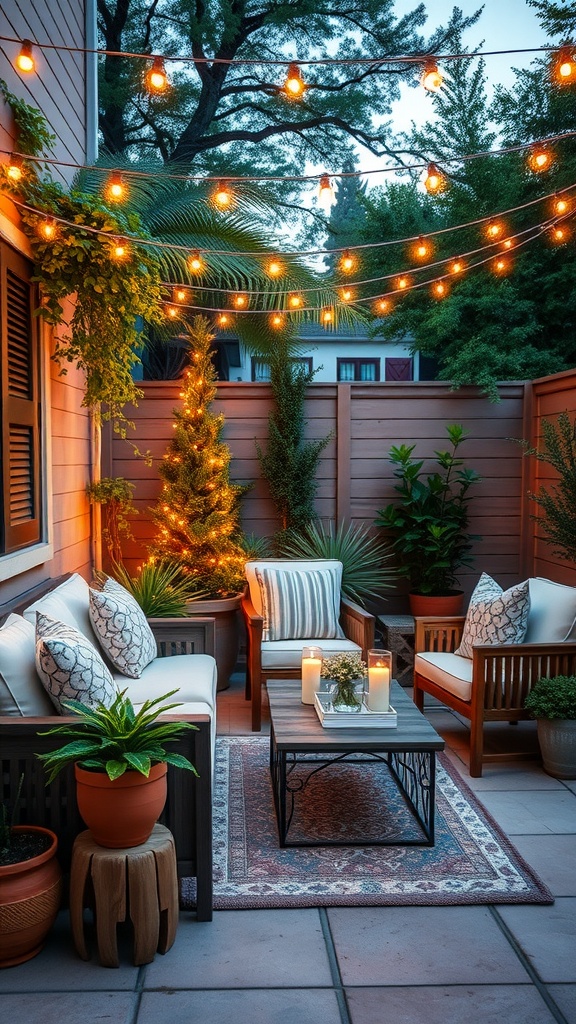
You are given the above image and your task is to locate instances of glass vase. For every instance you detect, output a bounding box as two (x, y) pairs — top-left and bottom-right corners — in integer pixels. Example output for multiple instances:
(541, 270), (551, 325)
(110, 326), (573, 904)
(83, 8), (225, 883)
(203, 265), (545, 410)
(330, 680), (362, 713)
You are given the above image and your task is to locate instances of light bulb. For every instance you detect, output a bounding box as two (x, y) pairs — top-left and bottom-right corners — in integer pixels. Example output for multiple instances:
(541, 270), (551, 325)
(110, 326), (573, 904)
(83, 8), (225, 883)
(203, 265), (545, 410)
(554, 46), (576, 83)
(340, 287), (353, 302)
(212, 180), (233, 209)
(528, 146), (552, 173)
(321, 307), (334, 324)
(552, 225), (569, 243)
(106, 172), (125, 202)
(397, 275), (411, 290)
(166, 305), (178, 318)
(270, 313), (285, 328)
(6, 154), (23, 181)
(267, 258), (282, 276)
(486, 220), (504, 240)
(112, 240), (129, 259)
(174, 288), (188, 302)
(493, 256), (510, 275)
(15, 40), (35, 73)
(553, 195), (570, 215)
(288, 293), (303, 309)
(373, 298), (391, 315)
(233, 293), (248, 308)
(318, 173), (334, 212)
(421, 60), (443, 92)
(339, 249), (356, 273)
(450, 258), (465, 274)
(145, 56), (169, 93)
(414, 235), (431, 260)
(432, 281), (448, 298)
(424, 162), (446, 194)
(39, 218), (57, 240)
(189, 251), (204, 273)
(217, 313), (231, 327)
(283, 63), (305, 98)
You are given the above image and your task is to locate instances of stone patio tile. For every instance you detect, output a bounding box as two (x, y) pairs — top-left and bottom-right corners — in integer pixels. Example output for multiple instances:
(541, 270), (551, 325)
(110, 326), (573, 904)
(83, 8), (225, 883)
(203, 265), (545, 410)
(138, 988), (343, 1024)
(563, 779), (576, 795)
(346, 985), (558, 1024)
(511, 834), (576, 896)
(548, 985), (576, 1024)
(476, 789), (576, 834)
(451, 759), (565, 792)
(326, 906), (530, 986)
(0, 913), (139, 991)
(143, 910), (333, 989)
(496, 899), (576, 983)
(0, 992), (135, 1024)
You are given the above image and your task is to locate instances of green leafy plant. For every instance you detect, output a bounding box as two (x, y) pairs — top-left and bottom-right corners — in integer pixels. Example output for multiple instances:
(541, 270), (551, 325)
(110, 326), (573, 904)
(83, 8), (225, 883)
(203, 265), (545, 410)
(86, 477), (138, 566)
(375, 424), (480, 596)
(278, 520), (397, 606)
(37, 689), (198, 782)
(520, 413), (576, 563)
(525, 676), (576, 720)
(109, 559), (206, 617)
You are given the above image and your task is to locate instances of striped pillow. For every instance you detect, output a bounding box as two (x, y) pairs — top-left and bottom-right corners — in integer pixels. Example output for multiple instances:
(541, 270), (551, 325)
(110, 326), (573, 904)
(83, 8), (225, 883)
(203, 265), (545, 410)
(255, 567), (345, 642)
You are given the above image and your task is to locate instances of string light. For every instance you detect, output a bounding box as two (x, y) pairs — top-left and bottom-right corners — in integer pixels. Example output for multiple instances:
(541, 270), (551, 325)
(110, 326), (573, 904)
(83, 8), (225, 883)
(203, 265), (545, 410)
(212, 180), (233, 209)
(527, 144), (553, 173)
(174, 287), (188, 302)
(166, 305), (179, 318)
(270, 312), (286, 328)
(553, 45), (576, 84)
(340, 286), (354, 302)
(553, 194), (570, 215)
(267, 258), (282, 276)
(105, 172), (126, 202)
(145, 56), (169, 93)
(188, 250), (204, 273)
(6, 154), (24, 181)
(318, 173), (334, 212)
(413, 235), (433, 260)
(339, 249), (356, 273)
(15, 39), (35, 73)
(373, 298), (392, 315)
(485, 219), (505, 240)
(111, 239), (129, 259)
(551, 224), (569, 243)
(421, 60), (443, 92)
(397, 275), (411, 290)
(38, 217), (57, 240)
(431, 280), (449, 298)
(288, 293), (304, 308)
(233, 293), (249, 308)
(450, 257), (465, 274)
(424, 162), (447, 194)
(321, 307), (334, 324)
(492, 255), (511, 274)
(283, 62), (305, 98)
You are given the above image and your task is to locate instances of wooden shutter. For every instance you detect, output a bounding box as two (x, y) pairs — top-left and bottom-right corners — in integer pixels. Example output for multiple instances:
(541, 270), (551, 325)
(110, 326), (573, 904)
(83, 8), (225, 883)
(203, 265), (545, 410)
(385, 357), (413, 381)
(1, 243), (41, 552)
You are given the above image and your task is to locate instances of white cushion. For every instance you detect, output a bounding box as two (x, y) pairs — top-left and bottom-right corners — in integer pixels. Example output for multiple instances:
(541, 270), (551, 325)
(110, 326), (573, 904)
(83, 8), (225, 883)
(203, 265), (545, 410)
(89, 576), (157, 678)
(524, 577), (576, 643)
(254, 564), (345, 642)
(455, 573), (530, 659)
(245, 559), (344, 617)
(35, 613), (117, 714)
(415, 651), (473, 702)
(23, 572), (96, 642)
(0, 613), (54, 715)
(261, 637), (361, 671)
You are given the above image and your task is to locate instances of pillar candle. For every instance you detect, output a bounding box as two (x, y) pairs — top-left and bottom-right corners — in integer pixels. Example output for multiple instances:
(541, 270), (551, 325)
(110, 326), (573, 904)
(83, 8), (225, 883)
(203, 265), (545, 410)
(367, 662), (390, 712)
(301, 652), (322, 704)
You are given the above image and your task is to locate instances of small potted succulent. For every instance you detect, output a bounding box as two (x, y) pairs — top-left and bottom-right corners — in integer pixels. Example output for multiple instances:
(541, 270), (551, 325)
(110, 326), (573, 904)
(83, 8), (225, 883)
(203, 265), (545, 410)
(524, 675), (576, 779)
(37, 689), (199, 848)
(321, 653), (367, 713)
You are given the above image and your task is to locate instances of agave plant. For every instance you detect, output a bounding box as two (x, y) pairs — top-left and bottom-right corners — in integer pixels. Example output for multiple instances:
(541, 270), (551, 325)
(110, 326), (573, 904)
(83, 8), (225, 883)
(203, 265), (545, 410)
(278, 520), (397, 607)
(108, 559), (206, 617)
(37, 689), (198, 782)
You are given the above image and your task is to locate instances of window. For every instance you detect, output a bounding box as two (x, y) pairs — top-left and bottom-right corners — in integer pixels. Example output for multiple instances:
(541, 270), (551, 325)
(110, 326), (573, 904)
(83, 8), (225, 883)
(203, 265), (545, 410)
(251, 356), (313, 382)
(385, 357), (413, 381)
(337, 358), (380, 382)
(0, 241), (42, 555)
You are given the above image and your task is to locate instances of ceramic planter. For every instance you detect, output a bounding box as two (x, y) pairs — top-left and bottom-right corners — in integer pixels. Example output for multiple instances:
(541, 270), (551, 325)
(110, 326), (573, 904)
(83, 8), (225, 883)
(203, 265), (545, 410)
(408, 591), (465, 617)
(0, 826), (62, 968)
(536, 719), (576, 779)
(186, 593), (242, 690)
(75, 762), (168, 848)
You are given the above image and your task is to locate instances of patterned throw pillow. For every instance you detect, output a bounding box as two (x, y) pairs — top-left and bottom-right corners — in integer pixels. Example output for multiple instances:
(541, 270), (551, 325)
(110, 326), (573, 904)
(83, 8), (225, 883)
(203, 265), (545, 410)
(35, 613), (117, 713)
(255, 566), (345, 642)
(89, 576), (157, 679)
(455, 573), (530, 659)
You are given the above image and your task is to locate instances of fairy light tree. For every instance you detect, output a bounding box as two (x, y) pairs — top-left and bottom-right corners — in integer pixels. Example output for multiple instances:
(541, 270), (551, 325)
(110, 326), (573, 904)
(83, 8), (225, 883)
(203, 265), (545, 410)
(149, 316), (247, 597)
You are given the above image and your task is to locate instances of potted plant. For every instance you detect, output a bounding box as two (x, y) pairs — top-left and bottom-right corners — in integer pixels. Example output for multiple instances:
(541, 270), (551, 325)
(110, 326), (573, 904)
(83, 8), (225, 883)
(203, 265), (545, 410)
(37, 689), (198, 848)
(375, 423), (480, 615)
(321, 653), (367, 713)
(0, 776), (62, 968)
(524, 675), (576, 779)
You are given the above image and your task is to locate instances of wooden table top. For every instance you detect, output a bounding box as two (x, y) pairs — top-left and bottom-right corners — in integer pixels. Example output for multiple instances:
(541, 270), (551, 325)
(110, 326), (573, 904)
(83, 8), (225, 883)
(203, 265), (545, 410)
(267, 680), (445, 754)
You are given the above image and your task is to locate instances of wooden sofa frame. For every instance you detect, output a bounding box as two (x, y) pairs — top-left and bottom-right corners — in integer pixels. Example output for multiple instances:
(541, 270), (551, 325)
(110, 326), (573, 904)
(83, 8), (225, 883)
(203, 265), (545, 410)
(0, 594), (216, 921)
(413, 615), (576, 777)
(242, 588), (375, 731)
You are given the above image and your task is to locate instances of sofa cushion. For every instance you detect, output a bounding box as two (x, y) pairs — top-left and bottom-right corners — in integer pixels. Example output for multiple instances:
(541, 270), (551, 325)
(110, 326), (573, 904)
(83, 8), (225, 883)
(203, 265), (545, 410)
(0, 613), (54, 715)
(255, 565), (345, 642)
(415, 651), (473, 702)
(23, 572), (96, 643)
(245, 559), (344, 617)
(35, 613), (117, 714)
(89, 576), (157, 679)
(261, 637), (361, 671)
(455, 573), (530, 659)
(524, 577), (576, 643)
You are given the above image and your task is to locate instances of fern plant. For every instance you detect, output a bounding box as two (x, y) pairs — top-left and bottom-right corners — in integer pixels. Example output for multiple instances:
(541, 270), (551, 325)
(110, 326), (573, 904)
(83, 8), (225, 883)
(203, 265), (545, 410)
(521, 413), (576, 563)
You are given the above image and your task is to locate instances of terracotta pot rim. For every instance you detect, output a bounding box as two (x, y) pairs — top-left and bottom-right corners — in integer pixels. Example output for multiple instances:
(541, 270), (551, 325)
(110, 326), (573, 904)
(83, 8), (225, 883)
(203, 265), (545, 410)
(185, 593), (242, 612)
(0, 826), (59, 877)
(74, 761), (167, 788)
(409, 589), (464, 598)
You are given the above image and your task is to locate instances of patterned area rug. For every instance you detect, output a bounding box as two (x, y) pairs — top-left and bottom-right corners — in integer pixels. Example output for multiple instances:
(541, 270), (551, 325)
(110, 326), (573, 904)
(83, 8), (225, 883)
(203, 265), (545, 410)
(181, 736), (553, 910)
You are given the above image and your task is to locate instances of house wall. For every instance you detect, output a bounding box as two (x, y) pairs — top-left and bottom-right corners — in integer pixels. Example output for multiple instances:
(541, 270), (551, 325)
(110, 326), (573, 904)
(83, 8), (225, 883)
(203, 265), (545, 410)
(105, 380), (528, 613)
(0, 2), (93, 612)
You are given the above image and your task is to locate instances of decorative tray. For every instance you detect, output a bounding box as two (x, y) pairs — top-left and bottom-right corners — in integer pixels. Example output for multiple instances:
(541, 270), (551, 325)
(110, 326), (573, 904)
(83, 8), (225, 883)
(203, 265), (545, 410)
(313, 692), (398, 729)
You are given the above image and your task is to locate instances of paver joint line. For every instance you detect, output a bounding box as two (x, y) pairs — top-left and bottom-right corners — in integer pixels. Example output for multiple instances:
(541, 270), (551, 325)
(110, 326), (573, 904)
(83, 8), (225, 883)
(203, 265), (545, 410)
(319, 908), (352, 1024)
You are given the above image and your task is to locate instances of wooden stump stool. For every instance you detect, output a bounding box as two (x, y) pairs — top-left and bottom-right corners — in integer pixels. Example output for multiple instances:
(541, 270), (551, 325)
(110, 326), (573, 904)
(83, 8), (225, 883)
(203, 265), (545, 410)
(69, 823), (178, 968)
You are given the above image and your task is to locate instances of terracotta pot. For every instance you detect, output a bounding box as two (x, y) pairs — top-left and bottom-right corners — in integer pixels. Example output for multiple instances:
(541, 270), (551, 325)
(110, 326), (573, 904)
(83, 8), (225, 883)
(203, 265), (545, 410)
(186, 593), (242, 691)
(0, 826), (62, 968)
(75, 762), (168, 848)
(408, 591), (465, 617)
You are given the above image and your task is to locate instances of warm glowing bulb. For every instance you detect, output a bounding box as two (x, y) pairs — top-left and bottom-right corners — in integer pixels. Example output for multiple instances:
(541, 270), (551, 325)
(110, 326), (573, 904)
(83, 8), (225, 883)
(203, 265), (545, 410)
(233, 293), (248, 308)
(374, 298), (391, 315)
(421, 61), (443, 92)
(217, 313), (231, 327)
(321, 307), (334, 324)
(554, 46), (576, 83)
(486, 220), (504, 240)
(501, 238), (514, 250)
(6, 155), (23, 181)
(553, 195), (569, 215)
(174, 288), (188, 302)
(340, 250), (356, 273)
(340, 287), (353, 302)
(106, 172), (125, 201)
(15, 40), (35, 73)
(493, 256), (510, 274)
(288, 293), (303, 308)
(189, 251), (204, 273)
(270, 313), (285, 328)
(284, 62), (305, 97)
(424, 162), (445, 194)
(112, 241), (128, 259)
(450, 258), (465, 274)
(552, 226), (568, 243)
(146, 57), (168, 93)
(267, 258), (282, 276)
(528, 147), (552, 172)
(397, 275), (410, 290)
(432, 281), (448, 298)
(39, 219), (56, 240)
(318, 173), (334, 212)
(166, 305), (178, 318)
(213, 181), (233, 208)
(414, 236), (431, 260)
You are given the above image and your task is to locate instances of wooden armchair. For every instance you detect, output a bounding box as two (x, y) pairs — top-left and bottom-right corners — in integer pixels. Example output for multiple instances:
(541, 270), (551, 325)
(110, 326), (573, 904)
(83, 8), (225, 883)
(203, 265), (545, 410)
(242, 559), (375, 731)
(413, 614), (576, 777)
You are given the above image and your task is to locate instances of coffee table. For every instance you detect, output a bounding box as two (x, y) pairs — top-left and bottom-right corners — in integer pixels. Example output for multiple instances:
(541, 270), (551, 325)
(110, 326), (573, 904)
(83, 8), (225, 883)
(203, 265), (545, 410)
(267, 679), (445, 848)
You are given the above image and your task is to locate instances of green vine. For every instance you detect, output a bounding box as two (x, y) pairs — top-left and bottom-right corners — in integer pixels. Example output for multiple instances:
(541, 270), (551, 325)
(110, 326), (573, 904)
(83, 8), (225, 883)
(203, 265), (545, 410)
(1, 82), (163, 433)
(86, 477), (138, 565)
